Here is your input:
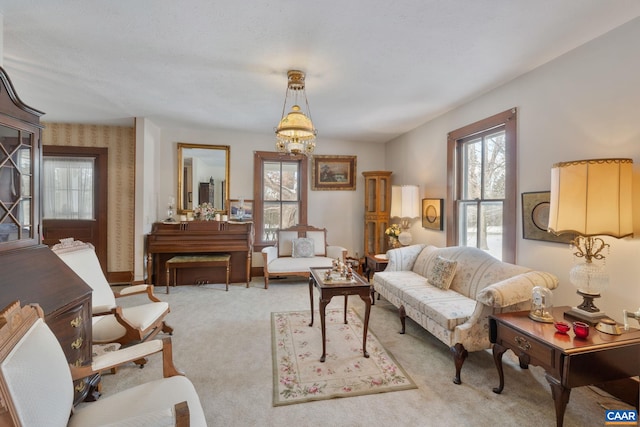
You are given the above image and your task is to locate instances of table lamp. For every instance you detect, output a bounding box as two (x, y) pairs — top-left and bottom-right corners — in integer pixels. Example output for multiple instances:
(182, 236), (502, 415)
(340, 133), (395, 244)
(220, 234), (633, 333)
(547, 158), (633, 326)
(391, 185), (420, 245)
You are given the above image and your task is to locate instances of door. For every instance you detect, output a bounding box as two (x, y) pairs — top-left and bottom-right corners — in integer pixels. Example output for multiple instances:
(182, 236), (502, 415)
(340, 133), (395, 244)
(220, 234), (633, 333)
(42, 146), (108, 274)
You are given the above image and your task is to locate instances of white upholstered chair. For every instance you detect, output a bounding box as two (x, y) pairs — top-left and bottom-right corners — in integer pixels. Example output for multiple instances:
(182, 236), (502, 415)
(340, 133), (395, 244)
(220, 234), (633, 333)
(0, 301), (206, 427)
(52, 238), (173, 346)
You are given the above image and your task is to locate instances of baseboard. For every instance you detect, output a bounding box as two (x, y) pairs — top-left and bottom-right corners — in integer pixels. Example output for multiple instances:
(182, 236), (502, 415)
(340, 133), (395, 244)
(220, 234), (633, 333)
(595, 377), (640, 409)
(106, 270), (134, 284)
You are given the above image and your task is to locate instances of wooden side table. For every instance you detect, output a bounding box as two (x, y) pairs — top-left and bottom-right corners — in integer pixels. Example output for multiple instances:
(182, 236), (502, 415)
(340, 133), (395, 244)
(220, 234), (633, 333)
(365, 254), (388, 305)
(308, 267), (372, 362)
(165, 254), (231, 293)
(490, 307), (640, 427)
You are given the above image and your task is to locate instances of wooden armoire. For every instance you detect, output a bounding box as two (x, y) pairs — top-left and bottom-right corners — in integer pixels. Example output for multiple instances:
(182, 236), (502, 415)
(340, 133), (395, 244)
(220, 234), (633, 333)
(362, 171), (392, 255)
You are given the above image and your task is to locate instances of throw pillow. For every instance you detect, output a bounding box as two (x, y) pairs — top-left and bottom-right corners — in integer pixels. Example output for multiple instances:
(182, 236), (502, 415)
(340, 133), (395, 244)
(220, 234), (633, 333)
(427, 256), (458, 289)
(292, 238), (315, 258)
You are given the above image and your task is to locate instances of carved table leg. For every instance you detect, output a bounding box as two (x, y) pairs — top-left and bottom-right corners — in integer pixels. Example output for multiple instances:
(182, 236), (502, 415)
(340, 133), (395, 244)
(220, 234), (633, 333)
(308, 277), (315, 327)
(343, 295), (348, 324)
(399, 305), (406, 334)
(319, 296), (330, 362)
(545, 373), (571, 427)
(359, 292), (371, 358)
(492, 343), (508, 394)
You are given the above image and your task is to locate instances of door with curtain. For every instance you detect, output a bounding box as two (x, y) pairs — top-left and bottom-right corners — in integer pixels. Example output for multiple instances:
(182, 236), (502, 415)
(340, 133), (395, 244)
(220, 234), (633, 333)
(42, 146), (108, 274)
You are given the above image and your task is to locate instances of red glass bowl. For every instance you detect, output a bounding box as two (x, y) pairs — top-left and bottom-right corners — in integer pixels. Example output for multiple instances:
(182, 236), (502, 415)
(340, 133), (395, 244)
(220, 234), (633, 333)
(554, 321), (570, 334)
(573, 321), (590, 338)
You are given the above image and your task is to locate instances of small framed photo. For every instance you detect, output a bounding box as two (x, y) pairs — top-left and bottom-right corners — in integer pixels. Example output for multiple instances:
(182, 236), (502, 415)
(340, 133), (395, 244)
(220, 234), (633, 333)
(422, 198), (444, 230)
(228, 199), (253, 220)
(521, 191), (574, 243)
(311, 155), (357, 191)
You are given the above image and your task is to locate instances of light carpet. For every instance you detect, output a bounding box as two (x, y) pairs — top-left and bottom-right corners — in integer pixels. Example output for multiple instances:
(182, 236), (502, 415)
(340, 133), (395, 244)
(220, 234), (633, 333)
(90, 278), (634, 426)
(272, 308), (416, 406)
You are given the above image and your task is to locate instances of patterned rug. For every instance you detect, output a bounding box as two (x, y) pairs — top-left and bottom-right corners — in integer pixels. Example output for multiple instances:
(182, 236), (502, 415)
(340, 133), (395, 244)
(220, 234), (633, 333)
(271, 308), (417, 406)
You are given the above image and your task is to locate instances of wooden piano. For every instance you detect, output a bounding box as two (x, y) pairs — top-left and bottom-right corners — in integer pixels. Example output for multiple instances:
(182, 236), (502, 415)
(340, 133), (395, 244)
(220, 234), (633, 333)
(146, 221), (254, 287)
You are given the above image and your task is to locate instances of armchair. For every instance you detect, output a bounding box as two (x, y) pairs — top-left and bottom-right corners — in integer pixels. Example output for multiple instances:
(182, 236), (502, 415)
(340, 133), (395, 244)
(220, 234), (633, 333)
(0, 301), (206, 426)
(52, 238), (173, 346)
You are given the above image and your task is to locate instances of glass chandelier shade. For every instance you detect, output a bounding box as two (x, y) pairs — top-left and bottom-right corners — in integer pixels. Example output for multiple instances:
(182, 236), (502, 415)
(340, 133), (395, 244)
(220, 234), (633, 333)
(275, 70), (317, 156)
(548, 158), (633, 312)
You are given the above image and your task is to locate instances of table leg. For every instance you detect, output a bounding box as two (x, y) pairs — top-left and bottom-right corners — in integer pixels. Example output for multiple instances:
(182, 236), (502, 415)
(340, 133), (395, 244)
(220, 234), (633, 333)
(308, 277), (315, 327)
(359, 293), (371, 358)
(492, 343), (508, 394)
(225, 262), (229, 291)
(319, 296), (330, 362)
(343, 295), (348, 324)
(545, 374), (571, 427)
(165, 267), (170, 294)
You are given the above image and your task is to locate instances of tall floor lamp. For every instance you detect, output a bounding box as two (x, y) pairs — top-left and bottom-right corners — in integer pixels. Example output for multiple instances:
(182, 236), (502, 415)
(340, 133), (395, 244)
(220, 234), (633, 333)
(548, 158), (633, 328)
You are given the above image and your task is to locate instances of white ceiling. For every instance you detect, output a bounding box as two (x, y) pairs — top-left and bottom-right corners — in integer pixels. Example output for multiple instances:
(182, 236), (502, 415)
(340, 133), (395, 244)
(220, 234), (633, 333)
(1, 1), (639, 143)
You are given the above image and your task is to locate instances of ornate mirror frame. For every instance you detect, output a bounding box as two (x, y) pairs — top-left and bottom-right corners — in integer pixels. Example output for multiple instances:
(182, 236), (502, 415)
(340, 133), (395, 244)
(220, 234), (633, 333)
(177, 143), (230, 214)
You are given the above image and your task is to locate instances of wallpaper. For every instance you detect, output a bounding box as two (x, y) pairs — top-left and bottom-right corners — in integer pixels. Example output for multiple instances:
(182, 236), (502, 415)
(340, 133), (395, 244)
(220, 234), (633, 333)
(42, 123), (135, 273)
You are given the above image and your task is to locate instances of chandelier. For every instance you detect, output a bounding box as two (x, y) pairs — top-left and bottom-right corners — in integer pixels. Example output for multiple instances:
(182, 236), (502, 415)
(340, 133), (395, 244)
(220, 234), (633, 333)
(275, 70), (317, 155)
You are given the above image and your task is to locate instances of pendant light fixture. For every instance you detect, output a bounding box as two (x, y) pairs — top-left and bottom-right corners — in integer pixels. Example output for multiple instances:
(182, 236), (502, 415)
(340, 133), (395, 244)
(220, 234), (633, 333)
(275, 70), (317, 156)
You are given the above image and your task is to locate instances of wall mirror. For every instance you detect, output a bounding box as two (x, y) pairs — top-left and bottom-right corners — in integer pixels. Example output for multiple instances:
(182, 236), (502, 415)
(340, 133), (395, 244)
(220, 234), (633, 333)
(177, 143), (230, 214)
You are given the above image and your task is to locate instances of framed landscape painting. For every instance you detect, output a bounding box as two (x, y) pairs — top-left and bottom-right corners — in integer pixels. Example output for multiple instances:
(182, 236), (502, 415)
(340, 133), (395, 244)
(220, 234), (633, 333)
(311, 155), (357, 190)
(229, 199), (253, 220)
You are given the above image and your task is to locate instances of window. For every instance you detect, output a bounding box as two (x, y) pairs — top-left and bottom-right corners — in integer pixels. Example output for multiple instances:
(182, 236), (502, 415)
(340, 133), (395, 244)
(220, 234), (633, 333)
(43, 157), (95, 219)
(446, 109), (517, 263)
(253, 151), (307, 249)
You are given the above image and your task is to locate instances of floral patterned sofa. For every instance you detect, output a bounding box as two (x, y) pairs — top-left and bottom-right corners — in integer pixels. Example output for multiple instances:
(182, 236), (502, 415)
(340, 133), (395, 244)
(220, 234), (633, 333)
(372, 244), (558, 384)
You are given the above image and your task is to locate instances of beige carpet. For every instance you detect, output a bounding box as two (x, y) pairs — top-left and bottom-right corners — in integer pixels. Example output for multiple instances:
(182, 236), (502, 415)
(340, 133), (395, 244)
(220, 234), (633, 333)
(272, 308), (416, 405)
(88, 278), (634, 427)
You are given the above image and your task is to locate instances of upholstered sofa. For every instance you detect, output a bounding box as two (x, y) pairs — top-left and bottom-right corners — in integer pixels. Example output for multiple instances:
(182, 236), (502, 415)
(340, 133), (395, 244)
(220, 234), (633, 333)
(261, 224), (347, 289)
(373, 244), (558, 384)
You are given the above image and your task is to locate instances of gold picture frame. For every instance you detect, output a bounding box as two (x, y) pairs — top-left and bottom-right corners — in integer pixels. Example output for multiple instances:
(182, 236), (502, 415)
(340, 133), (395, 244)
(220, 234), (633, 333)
(311, 155), (357, 191)
(422, 198), (443, 230)
(521, 191), (574, 243)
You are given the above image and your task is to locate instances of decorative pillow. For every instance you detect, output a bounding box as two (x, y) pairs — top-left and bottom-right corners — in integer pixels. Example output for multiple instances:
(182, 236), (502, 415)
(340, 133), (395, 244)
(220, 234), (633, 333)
(427, 256), (458, 289)
(292, 238), (315, 258)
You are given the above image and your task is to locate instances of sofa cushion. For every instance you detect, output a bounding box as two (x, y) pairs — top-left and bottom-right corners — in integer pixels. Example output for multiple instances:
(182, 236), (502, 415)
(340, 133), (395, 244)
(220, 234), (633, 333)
(374, 271), (475, 329)
(306, 231), (326, 256)
(278, 231), (299, 257)
(427, 256), (458, 289)
(266, 256), (334, 273)
(292, 238), (315, 258)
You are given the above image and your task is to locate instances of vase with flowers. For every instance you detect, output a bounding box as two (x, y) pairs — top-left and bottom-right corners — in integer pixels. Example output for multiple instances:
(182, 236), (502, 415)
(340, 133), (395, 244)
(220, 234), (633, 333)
(194, 202), (216, 221)
(385, 223), (402, 249)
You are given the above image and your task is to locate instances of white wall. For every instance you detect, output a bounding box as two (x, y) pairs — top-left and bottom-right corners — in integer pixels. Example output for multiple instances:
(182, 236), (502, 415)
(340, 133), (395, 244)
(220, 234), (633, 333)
(384, 18), (640, 322)
(144, 126), (385, 267)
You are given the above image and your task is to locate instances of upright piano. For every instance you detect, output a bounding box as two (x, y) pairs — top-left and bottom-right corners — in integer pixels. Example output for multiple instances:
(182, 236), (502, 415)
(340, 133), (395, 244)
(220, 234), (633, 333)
(146, 221), (254, 287)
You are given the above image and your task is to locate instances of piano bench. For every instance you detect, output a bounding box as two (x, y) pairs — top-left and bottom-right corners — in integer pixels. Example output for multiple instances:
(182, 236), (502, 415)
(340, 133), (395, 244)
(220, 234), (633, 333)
(165, 254), (231, 294)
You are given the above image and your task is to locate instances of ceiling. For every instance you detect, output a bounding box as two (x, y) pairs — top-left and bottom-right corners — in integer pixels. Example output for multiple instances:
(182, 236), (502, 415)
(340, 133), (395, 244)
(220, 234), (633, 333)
(1, 1), (639, 144)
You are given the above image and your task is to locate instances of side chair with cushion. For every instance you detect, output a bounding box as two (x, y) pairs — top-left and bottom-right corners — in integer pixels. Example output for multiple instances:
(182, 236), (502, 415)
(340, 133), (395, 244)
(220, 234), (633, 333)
(0, 301), (206, 427)
(51, 238), (173, 346)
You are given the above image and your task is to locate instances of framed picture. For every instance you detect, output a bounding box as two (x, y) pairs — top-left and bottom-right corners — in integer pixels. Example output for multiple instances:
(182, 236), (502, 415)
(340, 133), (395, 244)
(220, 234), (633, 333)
(229, 199), (253, 220)
(422, 198), (444, 230)
(311, 155), (357, 191)
(521, 191), (574, 243)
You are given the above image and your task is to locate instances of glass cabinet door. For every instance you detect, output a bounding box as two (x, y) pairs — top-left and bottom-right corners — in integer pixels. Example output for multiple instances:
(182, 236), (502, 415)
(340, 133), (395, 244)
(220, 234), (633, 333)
(0, 124), (37, 247)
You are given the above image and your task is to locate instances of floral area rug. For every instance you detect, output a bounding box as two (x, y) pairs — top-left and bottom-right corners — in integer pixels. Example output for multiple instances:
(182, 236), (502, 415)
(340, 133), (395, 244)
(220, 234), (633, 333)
(271, 308), (417, 406)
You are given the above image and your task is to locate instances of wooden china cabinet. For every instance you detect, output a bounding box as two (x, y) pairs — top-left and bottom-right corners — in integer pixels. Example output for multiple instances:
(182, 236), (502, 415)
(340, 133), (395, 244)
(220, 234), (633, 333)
(0, 66), (95, 404)
(362, 171), (392, 255)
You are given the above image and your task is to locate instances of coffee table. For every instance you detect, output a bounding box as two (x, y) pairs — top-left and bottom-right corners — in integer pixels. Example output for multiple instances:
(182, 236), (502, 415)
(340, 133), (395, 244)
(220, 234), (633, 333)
(308, 267), (372, 362)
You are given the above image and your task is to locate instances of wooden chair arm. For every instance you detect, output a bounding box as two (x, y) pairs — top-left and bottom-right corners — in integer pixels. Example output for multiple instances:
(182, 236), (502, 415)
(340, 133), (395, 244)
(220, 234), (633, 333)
(70, 337), (183, 381)
(114, 284), (162, 303)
